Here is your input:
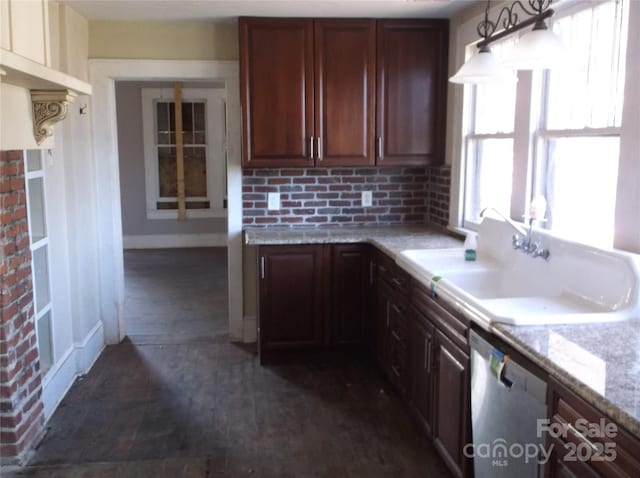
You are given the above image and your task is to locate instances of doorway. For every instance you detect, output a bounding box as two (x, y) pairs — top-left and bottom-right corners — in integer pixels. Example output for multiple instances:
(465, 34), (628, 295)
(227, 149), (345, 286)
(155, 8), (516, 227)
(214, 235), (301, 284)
(89, 60), (243, 345)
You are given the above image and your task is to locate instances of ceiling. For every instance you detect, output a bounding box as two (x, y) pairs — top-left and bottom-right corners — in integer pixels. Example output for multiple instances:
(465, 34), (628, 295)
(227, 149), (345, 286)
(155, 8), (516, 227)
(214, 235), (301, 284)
(63, 0), (473, 22)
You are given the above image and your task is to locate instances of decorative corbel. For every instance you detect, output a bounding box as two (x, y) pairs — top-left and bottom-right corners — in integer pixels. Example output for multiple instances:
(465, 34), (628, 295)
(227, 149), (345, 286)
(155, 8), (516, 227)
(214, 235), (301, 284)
(31, 90), (77, 145)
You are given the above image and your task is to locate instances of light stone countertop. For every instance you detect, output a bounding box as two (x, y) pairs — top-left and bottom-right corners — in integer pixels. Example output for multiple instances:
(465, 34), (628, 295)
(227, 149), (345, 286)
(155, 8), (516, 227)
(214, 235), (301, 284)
(244, 225), (464, 258)
(492, 321), (640, 439)
(244, 225), (640, 439)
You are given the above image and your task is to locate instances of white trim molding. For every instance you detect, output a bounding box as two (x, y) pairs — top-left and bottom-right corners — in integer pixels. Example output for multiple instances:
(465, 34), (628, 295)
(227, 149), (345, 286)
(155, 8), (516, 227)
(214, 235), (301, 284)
(123, 233), (228, 249)
(141, 87), (227, 220)
(242, 315), (257, 344)
(41, 321), (105, 419)
(89, 59), (244, 344)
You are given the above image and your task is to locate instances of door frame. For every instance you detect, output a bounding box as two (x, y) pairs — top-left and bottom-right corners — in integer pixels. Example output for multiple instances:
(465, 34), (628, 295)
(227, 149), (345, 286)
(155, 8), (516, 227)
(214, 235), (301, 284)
(88, 59), (244, 343)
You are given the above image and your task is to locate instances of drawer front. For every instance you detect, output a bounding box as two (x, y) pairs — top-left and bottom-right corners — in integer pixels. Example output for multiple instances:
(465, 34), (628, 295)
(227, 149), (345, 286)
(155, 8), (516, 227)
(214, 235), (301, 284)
(374, 250), (395, 285)
(548, 377), (640, 478)
(411, 278), (468, 351)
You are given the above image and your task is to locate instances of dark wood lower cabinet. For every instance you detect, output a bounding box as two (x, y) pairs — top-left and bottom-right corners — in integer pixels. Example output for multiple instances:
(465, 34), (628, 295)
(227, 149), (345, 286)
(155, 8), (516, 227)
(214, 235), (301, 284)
(258, 243), (370, 358)
(408, 306), (435, 437)
(258, 245), (326, 354)
(546, 377), (640, 478)
(432, 329), (470, 478)
(330, 244), (369, 345)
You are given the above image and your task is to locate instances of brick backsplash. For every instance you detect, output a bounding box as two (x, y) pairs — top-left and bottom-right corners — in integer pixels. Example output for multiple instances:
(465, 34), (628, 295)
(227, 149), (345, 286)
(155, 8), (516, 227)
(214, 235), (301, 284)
(428, 165), (451, 229)
(0, 150), (45, 464)
(242, 166), (451, 228)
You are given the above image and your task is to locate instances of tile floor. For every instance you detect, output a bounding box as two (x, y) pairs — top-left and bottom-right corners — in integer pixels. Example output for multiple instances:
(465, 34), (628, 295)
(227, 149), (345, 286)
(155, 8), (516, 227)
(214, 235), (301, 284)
(7, 248), (451, 477)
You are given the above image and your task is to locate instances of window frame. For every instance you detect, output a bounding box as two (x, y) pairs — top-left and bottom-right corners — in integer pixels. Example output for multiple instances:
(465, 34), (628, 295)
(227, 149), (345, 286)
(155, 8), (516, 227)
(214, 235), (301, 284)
(24, 149), (55, 377)
(451, 0), (639, 252)
(141, 87), (228, 220)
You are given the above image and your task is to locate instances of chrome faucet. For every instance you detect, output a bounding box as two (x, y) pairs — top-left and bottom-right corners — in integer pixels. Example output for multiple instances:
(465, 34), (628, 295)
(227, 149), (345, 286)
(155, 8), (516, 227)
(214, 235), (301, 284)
(479, 207), (550, 261)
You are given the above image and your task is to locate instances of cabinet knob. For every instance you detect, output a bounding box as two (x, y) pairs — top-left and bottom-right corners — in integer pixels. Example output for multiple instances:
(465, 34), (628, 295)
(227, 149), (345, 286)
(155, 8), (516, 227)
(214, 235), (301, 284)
(309, 137), (314, 159)
(316, 136), (322, 161)
(377, 137), (383, 160)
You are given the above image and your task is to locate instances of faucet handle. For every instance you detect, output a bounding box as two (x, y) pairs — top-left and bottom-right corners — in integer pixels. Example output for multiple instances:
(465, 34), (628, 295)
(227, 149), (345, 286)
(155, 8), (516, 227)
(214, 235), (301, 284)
(530, 242), (551, 261)
(512, 234), (523, 249)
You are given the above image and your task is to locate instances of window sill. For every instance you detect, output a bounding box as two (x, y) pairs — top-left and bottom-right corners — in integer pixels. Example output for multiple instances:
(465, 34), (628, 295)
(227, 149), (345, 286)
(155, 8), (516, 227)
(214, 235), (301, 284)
(146, 209), (228, 220)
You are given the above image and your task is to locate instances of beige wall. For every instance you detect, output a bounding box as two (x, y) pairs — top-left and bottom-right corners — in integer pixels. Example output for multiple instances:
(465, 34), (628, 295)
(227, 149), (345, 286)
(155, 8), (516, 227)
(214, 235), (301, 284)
(49, 1), (90, 81)
(1, 0), (50, 65)
(88, 21), (239, 60)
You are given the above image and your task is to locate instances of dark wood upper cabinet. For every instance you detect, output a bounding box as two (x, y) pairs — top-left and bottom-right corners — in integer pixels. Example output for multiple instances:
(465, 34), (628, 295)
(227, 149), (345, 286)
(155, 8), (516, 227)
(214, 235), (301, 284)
(240, 17), (448, 168)
(240, 18), (314, 168)
(258, 245), (325, 354)
(376, 20), (449, 166)
(315, 19), (376, 167)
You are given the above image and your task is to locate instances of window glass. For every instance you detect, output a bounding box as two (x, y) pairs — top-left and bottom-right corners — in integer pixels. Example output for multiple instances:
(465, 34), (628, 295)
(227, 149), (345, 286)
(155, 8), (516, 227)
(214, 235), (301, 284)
(37, 311), (53, 375)
(542, 137), (619, 247)
(546, 0), (628, 129)
(26, 150), (41, 172)
(537, 0), (629, 247)
(33, 245), (51, 313)
(27, 177), (47, 243)
(463, 39), (517, 226)
(465, 138), (514, 222)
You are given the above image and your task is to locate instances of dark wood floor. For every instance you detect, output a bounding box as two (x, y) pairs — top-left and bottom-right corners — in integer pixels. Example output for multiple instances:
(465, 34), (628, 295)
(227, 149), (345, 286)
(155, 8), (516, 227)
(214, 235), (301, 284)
(9, 248), (451, 477)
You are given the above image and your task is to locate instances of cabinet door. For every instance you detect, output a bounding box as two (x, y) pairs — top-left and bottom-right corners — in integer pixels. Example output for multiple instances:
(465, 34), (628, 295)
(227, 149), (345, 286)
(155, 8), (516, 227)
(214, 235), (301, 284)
(433, 329), (470, 478)
(376, 20), (449, 166)
(240, 18), (314, 168)
(258, 245), (325, 351)
(314, 19), (376, 167)
(330, 244), (369, 345)
(409, 309), (435, 437)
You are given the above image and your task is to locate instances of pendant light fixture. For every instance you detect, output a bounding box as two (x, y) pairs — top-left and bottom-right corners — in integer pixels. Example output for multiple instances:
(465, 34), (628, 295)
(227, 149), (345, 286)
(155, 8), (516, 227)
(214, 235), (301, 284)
(450, 0), (567, 84)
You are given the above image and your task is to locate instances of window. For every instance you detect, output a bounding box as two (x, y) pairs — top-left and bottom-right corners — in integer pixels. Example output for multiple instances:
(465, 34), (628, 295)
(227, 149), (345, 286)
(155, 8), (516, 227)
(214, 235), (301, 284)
(460, 0), (631, 249)
(535, 0), (629, 247)
(142, 88), (227, 219)
(463, 39), (518, 226)
(24, 150), (54, 376)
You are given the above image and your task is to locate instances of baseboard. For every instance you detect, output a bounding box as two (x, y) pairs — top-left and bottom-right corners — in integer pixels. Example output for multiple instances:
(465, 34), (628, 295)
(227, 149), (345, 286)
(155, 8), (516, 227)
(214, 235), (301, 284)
(41, 346), (76, 419)
(243, 315), (257, 343)
(123, 233), (227, 249)
(40, 321), (105, 419)
(75, 321), (105, 374)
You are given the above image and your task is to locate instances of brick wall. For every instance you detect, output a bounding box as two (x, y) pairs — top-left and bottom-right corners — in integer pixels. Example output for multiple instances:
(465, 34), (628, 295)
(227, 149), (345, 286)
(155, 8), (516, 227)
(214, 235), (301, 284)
(0, 151), (45, 464)
(242, 166), (451, 228)
(428, 165), (451, 229)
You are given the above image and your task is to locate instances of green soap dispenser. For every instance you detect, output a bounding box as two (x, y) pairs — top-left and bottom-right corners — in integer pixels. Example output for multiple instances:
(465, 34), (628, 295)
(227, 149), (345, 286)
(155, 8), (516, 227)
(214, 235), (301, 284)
(464, 232), (478, 261)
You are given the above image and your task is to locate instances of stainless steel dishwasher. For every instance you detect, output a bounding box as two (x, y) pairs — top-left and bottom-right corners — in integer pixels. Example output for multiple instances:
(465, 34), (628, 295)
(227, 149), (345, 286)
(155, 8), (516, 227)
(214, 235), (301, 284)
(469, 330), (548, 478)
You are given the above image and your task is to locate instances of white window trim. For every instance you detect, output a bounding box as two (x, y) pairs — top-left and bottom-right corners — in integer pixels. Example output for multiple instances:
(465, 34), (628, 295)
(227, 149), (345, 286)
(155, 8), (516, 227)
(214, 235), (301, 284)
(141, 87), (228, 220)
(450, 0), (640, 252)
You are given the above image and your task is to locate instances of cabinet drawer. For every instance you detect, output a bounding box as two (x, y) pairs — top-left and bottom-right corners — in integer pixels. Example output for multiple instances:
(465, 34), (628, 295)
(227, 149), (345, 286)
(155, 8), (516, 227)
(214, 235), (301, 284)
(374, 250), (395, 285)
(411, 278), (469, 351)
(548, 377), (640, 478)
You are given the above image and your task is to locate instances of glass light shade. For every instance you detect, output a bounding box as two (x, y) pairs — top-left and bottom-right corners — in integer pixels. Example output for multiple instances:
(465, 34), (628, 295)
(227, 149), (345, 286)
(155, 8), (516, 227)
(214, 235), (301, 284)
(449, 50), (517, 84)
(501, 27), (568, 70)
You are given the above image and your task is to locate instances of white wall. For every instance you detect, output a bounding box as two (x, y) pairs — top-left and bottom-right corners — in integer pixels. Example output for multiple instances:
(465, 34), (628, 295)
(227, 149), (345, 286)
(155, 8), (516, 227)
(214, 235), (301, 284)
(41, 107), (104, 418)
(1, 0), (51, 65)
(0, 1), (106, 418)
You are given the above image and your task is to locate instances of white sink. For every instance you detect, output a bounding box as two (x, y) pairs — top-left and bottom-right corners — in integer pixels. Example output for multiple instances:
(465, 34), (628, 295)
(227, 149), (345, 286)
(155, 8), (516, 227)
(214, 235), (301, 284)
(396, 218), (640, 327)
